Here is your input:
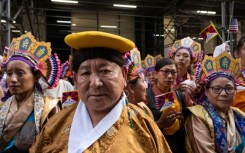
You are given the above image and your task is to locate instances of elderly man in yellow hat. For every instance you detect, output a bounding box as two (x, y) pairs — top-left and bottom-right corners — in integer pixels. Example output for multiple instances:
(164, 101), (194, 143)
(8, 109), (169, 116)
(30, 31), (172, 153)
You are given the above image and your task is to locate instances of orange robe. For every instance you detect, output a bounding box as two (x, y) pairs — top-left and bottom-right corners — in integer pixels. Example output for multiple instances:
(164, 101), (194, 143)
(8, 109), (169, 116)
(232, 89), (245, 112)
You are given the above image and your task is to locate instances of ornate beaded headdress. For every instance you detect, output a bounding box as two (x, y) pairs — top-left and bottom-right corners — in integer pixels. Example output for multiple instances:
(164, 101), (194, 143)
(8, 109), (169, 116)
(155, 54), (163, 63)
(123, 48), (143, 82)
(130, 48), (141, 68)
(143, 54), (155, 69)
(5, 32), (61, 88)
(141, 54), (156, 74)
(60, 61), (70, 79)
(169, 37), (201, 63)
(195, 51), (241, 85)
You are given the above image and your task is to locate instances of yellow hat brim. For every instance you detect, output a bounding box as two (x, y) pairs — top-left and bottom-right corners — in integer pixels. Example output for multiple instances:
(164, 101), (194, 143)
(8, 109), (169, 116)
(64, 31), (135, 53)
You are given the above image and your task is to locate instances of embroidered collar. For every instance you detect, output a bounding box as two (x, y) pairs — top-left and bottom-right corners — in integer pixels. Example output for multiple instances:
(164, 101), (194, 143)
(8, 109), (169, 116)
(68, 95), (126, 153)
(0, 89), (45, 136)
(202, 101), (245, 152)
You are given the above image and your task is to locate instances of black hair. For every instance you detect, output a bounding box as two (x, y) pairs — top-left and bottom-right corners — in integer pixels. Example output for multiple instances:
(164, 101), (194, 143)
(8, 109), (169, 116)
(155, 58), (176, 71)
(236, 36), (245, 54)
(31, 69), (40, 77)
(72, 47), (124, 73)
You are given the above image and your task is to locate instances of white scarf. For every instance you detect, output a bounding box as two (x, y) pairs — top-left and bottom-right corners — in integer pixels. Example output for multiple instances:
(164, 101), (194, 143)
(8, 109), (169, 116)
(68, 95), (125, 153)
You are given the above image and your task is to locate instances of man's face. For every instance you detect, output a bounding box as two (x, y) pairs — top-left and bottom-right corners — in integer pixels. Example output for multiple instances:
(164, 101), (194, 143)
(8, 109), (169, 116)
(74, 58), (127, 113)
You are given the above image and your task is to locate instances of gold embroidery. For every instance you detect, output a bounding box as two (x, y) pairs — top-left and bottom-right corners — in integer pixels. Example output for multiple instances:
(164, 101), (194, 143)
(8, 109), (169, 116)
(106, 126), (117, 137)
(22, 39), (30, 50)
(222, 58), (229, 68)
(61, 126), (70, 135)
(36, 48), (45, 58)
(207, 62), (212, 70)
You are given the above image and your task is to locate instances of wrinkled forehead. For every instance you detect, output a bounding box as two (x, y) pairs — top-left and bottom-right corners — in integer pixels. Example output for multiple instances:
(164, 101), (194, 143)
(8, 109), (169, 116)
(79, 58), (121, 69)
(6, 55), (36, 71)
(6, 59), (32, 70)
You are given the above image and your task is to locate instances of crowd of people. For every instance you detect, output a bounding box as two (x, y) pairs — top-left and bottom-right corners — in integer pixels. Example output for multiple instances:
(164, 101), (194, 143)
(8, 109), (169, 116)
(0, 30), (245, 153)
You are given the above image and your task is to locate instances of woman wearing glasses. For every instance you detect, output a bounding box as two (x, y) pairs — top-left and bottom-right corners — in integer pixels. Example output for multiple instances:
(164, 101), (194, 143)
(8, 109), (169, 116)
(185, 52), (245, 153)
(147, 58), (191, 153)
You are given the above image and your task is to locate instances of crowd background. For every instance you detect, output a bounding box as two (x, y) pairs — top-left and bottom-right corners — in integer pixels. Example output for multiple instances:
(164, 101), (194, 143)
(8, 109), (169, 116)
(1, 0), (245, 152)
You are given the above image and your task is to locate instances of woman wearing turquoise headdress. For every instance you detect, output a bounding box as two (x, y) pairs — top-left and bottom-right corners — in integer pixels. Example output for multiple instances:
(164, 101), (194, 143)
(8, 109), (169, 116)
(185, 51), (245, 153)
(0, 33), (61, 153)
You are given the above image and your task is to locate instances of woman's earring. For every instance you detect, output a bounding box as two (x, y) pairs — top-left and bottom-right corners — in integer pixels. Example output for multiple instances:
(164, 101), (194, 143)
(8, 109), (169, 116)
(124, 89), (129, 97)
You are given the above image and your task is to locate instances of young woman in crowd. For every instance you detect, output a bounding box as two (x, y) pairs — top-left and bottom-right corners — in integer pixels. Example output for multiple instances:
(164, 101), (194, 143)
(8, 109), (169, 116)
(169, 37), (201, 103)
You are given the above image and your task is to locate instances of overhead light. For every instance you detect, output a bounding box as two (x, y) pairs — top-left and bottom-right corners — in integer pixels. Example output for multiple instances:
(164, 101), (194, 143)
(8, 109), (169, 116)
(153, 34), (164, 37)
(113, 4), (137, 8)
(12, 20), (16, 23)
(198, 38), (204, 40)
(12, 30), (21, 33)
(100, 25), (117, 28)
(1, 20), (6, 23)
(57, 20), (71, 24)
(72, 23), (76, 26)
(197, 10), (216, 15)
(51, 0), (78, 4)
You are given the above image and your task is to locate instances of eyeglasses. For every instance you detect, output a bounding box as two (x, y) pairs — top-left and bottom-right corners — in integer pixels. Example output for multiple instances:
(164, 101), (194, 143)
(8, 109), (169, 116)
(159, 70), (177, 76)
(208, 86), (236, 94)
